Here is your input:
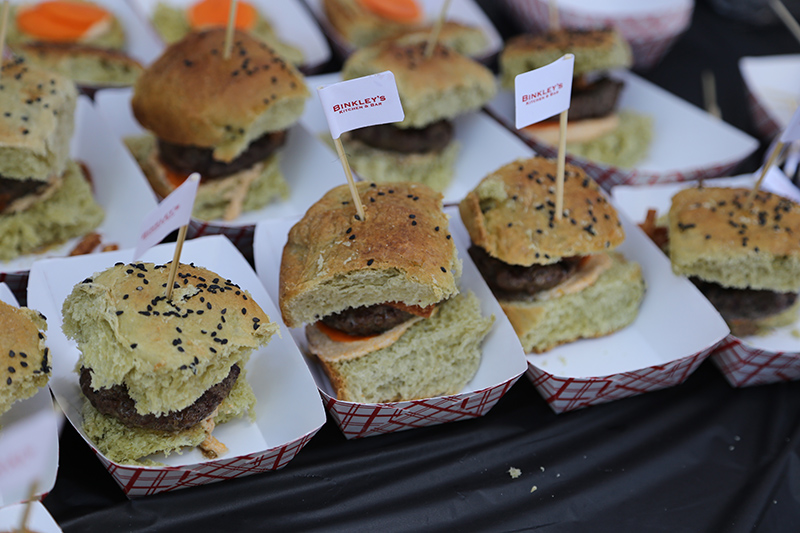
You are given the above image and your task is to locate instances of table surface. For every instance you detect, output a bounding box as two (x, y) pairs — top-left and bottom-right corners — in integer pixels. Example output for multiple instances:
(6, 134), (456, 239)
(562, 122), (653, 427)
(41, 1), (800, 531)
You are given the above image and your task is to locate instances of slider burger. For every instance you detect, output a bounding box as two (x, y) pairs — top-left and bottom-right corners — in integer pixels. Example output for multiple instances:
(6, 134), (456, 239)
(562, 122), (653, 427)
(1, 299), (50, 417)
(128, 27), (309, 221)
(667, 187), (800, 336)
(0, 59), (104, 262)
(152, 0), (303, 66)
(459, 157), (645, 353)
(323, 0), (487, 56)
(280, 181), (494, 403)
(61, 261), (278, 465)
(500, 29), (651, 169)
(339, 39), (496, 191)
(8, 0), (143, 87)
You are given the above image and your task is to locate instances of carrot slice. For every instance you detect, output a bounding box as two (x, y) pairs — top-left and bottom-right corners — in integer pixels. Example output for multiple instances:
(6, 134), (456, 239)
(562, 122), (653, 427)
(357, 0), (422, 23)
(16, 1), (111, 42)
(315, 322), (379, 343)
(187, 0), (257, 31)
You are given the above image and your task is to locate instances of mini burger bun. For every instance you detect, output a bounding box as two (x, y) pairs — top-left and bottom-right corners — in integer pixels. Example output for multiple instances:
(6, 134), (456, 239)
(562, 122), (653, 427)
(280, 181), (461, 328)
(322, 0), (420, 49)
(459, 157), (625, 267)
(500, 28), (632, 90)
(342, 40), (496, 129)
(0, 299), (49, 416)
(131, 28), (309, 163)
(13, 42), (144, 87)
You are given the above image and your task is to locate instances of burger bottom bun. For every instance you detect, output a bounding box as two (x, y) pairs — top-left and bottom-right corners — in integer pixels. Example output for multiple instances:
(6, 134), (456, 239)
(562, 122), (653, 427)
(0, 160), (104, 261)
(151, 2), (303, 65)
(337, 136), (459, 192)
(81, 374), (256, 466)
(13, 42), (144, 87)
(523, 111), (652, 169)
(317, 292), (494, 404)
(728, 300), (800, 338)
(125, 134), (289, 222)
(500, 252), (645, 354)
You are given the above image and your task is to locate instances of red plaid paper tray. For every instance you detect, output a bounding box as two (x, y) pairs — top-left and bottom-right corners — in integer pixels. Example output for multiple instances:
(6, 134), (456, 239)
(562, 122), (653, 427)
(254, 208), (528, 439)
(612, 171), (800, 389)
(27, 236), (326, 497)
(517, 204), (729, 413)
(485, 70), (758, 192)
(500, 0), (693, 69)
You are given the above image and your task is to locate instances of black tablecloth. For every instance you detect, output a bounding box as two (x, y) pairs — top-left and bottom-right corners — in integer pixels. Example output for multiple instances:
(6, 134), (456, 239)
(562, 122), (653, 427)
(41, 2), (800, 531)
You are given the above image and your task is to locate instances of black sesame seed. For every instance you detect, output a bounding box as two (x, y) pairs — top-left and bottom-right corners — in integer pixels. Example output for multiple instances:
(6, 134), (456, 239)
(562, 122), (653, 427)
(367, 259), (374, 266)
(349, 234), (356, 240)
(116, 311), (123, 316)
(130, 344), (137, 349)
(241, 307), (247, 315)
(8, 366), (14, 373)
(411, 221), (417, 226)
(441, 267), (447, 273)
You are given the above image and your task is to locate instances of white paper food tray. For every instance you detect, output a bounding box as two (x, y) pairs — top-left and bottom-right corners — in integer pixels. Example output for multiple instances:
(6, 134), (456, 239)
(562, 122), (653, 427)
(449, 198), (729, 413)
(611, 168), (800, 387)
(0, 97), (158, 304)
(26, 236), (326, 497)
(740, 55), (800, 140)
(0, 284), (59, 508)
(302, 0), (502, 63)
(93, 87), (345, 261)
(501, 0), (694, 69)
(129, 0), (332, 72)
(0, 501), (61, 533)
(253, 205), (528, 439)
(486, 70), (759, 190)
(299, 72), (537, 207)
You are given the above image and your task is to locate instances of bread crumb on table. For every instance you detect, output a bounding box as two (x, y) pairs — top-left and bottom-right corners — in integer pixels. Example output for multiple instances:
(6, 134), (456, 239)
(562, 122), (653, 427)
(508, 467), (522, 479)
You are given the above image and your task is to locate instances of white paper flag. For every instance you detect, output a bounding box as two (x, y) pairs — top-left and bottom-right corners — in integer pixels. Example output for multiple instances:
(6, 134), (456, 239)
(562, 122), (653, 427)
(318, 71), (405, 139)
(0, 409), (58, 501)
(515, 54), (574, 129)
(780, 105), (800, 143)
(133, 174), (199, 260)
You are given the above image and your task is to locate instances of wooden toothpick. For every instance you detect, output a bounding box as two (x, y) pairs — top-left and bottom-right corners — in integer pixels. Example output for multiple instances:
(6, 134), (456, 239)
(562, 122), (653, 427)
(555, 109), (568, 221)
(747, 140), (785, 208)
(549, 0), (559, 31)
(223, 0), (238, 59)
(333, 137), (366, 221)
(424, 0), (452, 58)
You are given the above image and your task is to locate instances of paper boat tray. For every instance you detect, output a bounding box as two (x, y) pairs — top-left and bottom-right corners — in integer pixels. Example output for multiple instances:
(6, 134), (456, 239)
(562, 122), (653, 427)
(612, 170), (800, 388)
(27, 236), (326, 497)
(485, 70), (758, 191)
(253, 205), (528, 439)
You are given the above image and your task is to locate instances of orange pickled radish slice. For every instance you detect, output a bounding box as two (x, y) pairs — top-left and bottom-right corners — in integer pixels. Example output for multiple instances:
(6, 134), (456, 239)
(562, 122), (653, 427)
(16, 1), (112, 42)
(357, 0), (422, 23)
(188, 0), (257, 31)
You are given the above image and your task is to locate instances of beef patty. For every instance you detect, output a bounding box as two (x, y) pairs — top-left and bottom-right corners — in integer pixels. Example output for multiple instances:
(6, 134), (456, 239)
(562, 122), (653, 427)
(469, 245), (581, 298)
(321, 304), (416, 337)
(80, 364), (240, 432)
(569, 77), (624, 121)
(158, 130), (287, 180)
(348, 119), (454, 154)
(0, 176), (50, 214)
(690, 278), (798, 321)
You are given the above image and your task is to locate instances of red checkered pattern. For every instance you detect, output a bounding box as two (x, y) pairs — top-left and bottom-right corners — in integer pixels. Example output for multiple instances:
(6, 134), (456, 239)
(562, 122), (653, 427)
(711, 335), (800, 388)
(322, 376), (522, 439)
(91, 429), (320, 498)
(745, 88), (781, 140)
(502, 0), (693, 69)
(187, 220), (255, 264)
(526, 344), (718, 413)
(0, 271), (28, 304)
(482, 115), (741, 192)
